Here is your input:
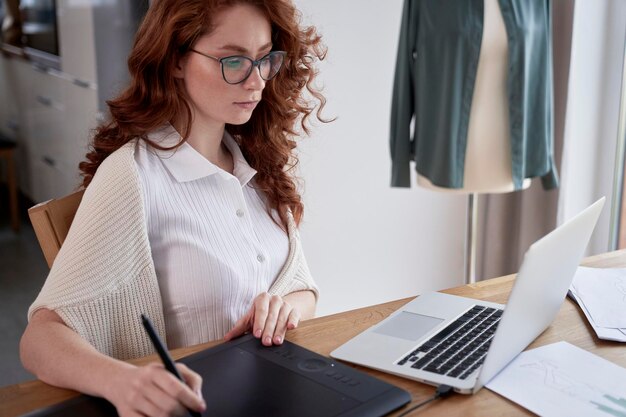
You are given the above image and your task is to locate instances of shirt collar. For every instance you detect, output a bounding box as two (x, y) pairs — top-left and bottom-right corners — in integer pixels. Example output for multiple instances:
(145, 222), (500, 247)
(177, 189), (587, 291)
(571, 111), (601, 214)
(148, 123), (257, 186)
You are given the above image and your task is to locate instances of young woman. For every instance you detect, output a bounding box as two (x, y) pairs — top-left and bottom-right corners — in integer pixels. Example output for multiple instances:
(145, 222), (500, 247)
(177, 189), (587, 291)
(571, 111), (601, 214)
(20, 0), (327, 415)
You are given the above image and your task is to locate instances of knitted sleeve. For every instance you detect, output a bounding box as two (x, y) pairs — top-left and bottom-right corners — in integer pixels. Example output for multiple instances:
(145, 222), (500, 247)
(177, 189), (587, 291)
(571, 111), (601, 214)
(268, 215), (320, 301)
(28, 143), (166, 360)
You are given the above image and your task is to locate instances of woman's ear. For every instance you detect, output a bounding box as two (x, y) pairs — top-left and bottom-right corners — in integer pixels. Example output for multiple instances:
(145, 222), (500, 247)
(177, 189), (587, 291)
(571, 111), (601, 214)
(173, 55), (187, 79)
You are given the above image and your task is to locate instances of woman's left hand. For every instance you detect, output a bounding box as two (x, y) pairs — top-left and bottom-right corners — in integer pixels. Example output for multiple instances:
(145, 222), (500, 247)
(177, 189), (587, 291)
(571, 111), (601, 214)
(224, 292), (300, 346)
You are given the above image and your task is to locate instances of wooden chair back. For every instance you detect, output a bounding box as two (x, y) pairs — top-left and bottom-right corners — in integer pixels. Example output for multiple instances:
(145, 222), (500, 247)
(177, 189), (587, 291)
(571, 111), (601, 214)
(28, 190), (84, 268)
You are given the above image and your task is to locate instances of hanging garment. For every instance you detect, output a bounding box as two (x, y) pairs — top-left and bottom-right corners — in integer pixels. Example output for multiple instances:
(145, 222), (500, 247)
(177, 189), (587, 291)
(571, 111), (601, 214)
(390, 0), (559, 190)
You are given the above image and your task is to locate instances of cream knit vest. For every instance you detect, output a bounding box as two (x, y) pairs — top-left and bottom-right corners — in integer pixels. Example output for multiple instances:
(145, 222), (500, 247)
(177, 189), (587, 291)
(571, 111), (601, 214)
(28, 141), (318, 360)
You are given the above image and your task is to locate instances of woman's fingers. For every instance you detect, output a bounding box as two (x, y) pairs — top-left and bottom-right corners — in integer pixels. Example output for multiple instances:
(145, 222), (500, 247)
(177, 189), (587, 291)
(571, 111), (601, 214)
(114, 363), (205, 417)
(232, 292), (301, 347)
(260, 295), (283, 346)
(152, 366), (206, 413)
(224, 308), (253, 341)
(286, 308), (301, 331)
(272, 302), (293, 344)
(142, 378), (181, 416)
(126, 381), (162, 417)
(251, 293), (270, 340)
(177, 363), (204, 399)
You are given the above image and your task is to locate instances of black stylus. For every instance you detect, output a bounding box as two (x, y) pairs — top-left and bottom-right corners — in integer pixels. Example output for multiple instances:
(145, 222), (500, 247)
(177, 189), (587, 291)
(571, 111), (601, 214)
(141, 314), (202, 417)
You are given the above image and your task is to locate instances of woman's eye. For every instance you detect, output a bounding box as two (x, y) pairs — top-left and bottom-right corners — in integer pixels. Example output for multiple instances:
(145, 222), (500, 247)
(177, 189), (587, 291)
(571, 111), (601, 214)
(224, 58), (244, 69)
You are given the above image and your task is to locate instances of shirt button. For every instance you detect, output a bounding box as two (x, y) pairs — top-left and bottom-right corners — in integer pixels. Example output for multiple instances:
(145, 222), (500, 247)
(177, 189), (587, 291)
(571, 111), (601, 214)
(236, 209), (244, 217)
(257, 254), (265, 263)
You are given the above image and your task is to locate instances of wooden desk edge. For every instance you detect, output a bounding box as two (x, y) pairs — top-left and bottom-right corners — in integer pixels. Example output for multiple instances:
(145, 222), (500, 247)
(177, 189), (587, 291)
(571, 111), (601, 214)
(2, 249), (626, 416)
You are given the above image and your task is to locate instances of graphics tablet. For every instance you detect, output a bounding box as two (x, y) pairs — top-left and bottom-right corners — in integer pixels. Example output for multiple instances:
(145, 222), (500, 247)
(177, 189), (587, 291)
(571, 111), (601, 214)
(23, 334), (410, 417)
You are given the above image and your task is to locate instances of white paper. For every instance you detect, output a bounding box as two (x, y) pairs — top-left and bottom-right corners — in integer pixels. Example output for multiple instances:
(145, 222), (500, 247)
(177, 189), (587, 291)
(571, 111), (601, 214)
(568, 288), (626, 342)
(486, 342), (626, 417)
(571, 267), (626, 328)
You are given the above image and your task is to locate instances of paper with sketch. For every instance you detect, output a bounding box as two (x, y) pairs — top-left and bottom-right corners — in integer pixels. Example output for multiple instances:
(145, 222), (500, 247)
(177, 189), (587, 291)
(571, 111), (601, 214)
(486, 342), (626, 417)
(568, 288), (626, 342)
(571, 267), (626, 328)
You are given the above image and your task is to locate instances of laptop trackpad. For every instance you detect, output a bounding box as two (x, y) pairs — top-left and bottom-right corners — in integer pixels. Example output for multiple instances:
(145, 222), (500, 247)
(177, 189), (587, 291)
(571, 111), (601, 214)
(373, 311), (444, 341)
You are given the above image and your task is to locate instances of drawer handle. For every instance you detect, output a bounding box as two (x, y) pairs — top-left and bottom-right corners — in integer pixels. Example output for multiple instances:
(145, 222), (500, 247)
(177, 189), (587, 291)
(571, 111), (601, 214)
(43, 157), (56, 167)
(73, 79), (90, 88)
(32, 63), (48, 73)
(36, 96), (53, 107)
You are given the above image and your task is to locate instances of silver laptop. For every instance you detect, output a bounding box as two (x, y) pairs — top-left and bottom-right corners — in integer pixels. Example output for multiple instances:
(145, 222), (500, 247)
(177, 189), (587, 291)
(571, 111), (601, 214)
(331, 197), (605, 394)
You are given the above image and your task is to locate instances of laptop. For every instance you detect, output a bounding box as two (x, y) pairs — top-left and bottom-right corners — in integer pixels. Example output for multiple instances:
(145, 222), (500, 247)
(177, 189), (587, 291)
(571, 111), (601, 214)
(331, 197), (605, 395)
(23, 334), (411, 417)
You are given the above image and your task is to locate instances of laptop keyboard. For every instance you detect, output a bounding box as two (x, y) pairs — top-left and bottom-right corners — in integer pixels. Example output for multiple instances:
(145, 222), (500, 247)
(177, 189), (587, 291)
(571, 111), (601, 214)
(397, 305), (503, 380)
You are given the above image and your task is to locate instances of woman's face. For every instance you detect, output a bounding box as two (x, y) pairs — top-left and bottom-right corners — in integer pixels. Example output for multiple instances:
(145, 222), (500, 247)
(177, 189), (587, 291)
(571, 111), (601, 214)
(175, 4), (272, 128)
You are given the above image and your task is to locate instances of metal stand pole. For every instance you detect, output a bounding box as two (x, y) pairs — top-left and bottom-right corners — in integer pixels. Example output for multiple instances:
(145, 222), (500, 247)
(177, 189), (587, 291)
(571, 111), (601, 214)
(465, 193), (478, 284)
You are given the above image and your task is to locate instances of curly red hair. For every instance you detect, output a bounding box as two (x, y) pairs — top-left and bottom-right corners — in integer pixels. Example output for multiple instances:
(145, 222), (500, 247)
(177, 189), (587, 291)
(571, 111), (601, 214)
(79, 0), (328, 227)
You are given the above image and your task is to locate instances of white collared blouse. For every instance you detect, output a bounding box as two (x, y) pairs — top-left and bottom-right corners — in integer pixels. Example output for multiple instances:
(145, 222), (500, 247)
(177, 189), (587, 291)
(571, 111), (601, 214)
(134, 124), (290, 348)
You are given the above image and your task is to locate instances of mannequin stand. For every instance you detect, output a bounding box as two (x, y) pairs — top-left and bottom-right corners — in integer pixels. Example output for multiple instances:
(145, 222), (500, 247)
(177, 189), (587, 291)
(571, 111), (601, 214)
(465, 193), (478, 284)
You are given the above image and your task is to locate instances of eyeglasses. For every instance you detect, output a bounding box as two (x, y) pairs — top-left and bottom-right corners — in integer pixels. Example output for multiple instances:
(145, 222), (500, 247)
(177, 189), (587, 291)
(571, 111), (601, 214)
(189, 49), (286, 84)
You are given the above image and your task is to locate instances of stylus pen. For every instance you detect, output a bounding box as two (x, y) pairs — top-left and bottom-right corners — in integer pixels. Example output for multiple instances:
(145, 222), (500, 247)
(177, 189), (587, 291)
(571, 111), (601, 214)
(141, 314), (202, 417)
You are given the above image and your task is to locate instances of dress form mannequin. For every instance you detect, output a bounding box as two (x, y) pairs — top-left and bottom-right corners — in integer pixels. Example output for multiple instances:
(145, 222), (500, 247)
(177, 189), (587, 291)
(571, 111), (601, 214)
(417, 0), (532, 193)
(417, 0), (532, 284)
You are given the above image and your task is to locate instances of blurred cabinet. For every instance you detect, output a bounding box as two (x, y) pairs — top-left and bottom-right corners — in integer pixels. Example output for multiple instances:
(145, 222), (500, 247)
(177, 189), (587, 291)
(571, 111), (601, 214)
(0, 0), (144, 204)
(0, 53), (20, 140)
(57, 0), (97, 85)
(1, 56), (36, 198)
(0, 53), (97, 203)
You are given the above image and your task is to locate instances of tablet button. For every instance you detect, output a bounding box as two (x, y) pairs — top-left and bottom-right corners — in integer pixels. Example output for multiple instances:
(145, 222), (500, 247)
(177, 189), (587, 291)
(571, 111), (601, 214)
(298, 358), (329, 372)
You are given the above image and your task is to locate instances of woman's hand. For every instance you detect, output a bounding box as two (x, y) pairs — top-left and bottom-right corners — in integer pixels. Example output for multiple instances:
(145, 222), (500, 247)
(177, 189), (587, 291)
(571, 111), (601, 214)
(22, 309), (210, 417)
(107, 362), (205, 417)
(224, 292), (301, 346)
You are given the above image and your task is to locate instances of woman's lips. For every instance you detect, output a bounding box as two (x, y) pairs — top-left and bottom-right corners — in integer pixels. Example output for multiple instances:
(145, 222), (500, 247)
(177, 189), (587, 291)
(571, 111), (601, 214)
(234, 101), (259, 110)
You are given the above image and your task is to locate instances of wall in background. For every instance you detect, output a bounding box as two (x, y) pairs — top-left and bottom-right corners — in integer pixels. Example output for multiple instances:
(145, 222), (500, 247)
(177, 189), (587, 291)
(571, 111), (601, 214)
(294, 0), (626, 317)
(558, 0), (626, 254)
(293, 0), (468, 316)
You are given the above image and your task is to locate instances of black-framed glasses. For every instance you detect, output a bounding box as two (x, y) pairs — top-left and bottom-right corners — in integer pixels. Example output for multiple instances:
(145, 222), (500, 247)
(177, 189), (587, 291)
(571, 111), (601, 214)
(189, 49), (286, 84)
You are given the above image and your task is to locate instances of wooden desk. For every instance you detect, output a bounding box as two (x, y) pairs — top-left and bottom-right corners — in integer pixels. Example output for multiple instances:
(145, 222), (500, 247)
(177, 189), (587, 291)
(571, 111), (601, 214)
(2, 250), (626, 417)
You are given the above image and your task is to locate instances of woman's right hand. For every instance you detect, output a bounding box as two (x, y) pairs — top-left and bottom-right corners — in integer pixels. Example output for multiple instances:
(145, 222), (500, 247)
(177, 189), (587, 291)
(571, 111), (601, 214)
(21, 309), (206, 416)
(107, 362), (206, 417)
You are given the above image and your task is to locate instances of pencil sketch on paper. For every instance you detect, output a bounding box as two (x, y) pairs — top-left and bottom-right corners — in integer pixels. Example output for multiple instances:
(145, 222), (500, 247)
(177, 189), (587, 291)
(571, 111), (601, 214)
(486, 342), (626, 417)
(520, 360), (626, 417)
